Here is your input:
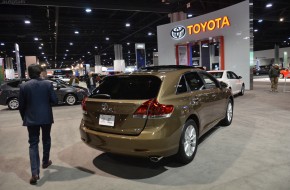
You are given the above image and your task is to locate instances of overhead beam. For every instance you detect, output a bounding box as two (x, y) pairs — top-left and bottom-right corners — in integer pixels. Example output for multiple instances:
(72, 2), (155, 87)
(1, 0), (172, 13)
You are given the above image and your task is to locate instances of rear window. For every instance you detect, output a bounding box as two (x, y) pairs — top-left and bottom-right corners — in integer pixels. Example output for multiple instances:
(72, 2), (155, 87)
(91, 75), (161, 100)
(7, 80), (21, 88)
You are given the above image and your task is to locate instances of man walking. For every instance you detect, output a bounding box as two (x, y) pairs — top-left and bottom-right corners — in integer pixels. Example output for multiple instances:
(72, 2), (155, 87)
(19, 64), (58, 185)
(269, 64), (280, 92)
(85, 71), (96, 94)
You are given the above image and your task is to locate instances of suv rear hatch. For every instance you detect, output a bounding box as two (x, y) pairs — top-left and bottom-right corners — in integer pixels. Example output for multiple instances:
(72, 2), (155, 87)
(82, 75), (163, 135)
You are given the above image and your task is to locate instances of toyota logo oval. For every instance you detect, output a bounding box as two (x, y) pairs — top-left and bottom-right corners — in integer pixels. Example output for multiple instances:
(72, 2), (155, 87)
(170, 25), (186, 40)
(101, 103), (108, 111)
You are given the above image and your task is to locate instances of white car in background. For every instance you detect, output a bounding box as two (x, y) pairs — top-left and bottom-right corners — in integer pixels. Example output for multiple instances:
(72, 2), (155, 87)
(208, 70), (245, 96)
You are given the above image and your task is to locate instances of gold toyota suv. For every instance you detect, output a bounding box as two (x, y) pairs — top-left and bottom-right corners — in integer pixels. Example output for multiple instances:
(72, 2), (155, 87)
(79, 65), (233, 164)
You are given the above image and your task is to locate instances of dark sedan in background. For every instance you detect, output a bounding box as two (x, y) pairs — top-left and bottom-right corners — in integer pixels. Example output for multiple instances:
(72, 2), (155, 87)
(253, 66), (270, 76)
(0, 79), (89, 110)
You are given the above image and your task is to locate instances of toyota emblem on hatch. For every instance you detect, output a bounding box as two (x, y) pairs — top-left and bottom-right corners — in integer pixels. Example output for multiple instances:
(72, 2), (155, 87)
(101, 103), (108, 111)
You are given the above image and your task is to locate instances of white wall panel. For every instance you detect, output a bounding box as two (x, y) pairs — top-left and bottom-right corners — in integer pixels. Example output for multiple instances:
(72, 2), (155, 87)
(157, 0), (250, 89)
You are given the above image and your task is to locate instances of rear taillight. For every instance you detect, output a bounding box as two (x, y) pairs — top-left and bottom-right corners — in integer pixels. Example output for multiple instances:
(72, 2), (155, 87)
(133, 98), (174, 119)
(81, 96), (88, 112)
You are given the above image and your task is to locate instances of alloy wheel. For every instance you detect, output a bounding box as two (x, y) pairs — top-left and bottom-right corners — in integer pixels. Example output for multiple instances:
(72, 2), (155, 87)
(227, 102), (233, 122)
(183, 125), (197, 157)
(66, 94), (76, 105)
(8, 99), (19, 110)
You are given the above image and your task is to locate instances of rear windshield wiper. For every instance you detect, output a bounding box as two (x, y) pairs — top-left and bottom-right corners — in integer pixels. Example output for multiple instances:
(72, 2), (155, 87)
(90, 94), (111, 99)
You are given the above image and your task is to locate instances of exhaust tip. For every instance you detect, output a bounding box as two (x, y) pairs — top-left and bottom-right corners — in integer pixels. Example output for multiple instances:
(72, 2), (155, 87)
(149, 156), (163, 162)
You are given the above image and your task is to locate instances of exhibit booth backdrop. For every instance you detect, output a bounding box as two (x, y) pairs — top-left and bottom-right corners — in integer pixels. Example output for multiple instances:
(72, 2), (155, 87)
(157, 0), (250, 90)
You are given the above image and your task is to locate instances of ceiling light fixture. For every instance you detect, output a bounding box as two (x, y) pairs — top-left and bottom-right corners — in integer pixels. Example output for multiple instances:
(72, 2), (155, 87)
(74, 31), (79, 34)
(279, 18), (284, 22)
(161, 0), (170, 5)
(106, 37), (109, 40)
(254, 29), (258, 32)
(125, 23), (130, 27)
(148, 32), (153, 36)
(85, 8), (92, 13)
(34, 37), (39, 41)
(69, 42), (73, 45)
(266, 3), (272, 8)
(188, 14), (193, 18)
(0, 43), (4, 46)
(258, 19), (263, 23)
(24, 20), (31, 24)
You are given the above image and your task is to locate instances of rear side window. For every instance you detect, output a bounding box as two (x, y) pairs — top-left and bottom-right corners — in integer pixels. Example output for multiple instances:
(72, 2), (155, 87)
(92, 75), (161, 100)
(227, 71), (239, 79)
(176, 76), (188, 94)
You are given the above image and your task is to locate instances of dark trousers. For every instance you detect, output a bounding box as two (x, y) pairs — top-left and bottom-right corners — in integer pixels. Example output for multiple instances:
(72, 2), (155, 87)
(27, 124), (52, 176)
(270, 77), (278, 91)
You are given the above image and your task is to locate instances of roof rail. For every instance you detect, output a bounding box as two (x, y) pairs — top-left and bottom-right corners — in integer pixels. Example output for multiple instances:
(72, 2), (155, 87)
(138, 65), (200, 71)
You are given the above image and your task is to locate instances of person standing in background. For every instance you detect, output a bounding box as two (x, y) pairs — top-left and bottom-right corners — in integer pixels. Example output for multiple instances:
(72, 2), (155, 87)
(19, 64), (58, 185)
(268, 64), (280, 92)
(68, 75), (79, 86)
(85, 72), (96, 93)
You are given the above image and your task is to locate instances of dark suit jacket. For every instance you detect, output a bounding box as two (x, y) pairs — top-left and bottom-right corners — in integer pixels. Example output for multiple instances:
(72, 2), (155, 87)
(19, 78), (58, 126)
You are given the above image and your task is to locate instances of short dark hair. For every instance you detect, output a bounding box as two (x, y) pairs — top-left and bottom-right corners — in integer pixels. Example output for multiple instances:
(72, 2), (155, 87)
(28, 64), (43, 79)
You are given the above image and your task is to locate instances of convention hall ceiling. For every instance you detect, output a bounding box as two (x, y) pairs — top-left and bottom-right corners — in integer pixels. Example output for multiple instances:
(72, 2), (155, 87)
(0, 0), (290, 68)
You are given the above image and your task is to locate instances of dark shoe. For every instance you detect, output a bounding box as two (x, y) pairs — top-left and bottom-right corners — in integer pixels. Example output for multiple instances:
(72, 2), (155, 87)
(42, 160), (52, 169)
(30, 175), (39, 185)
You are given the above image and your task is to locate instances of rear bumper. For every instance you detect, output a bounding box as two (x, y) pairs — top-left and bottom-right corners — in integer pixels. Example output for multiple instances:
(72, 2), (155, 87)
(79, 119), (181, 158)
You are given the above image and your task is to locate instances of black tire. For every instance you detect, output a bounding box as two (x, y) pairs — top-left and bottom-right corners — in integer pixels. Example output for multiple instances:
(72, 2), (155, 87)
(176, 119), (198, 164)
(65, 94), (77, 105)
(7, 98), (19, 110)
(239, 84), (245, 96)
(220, 99), (233, 126)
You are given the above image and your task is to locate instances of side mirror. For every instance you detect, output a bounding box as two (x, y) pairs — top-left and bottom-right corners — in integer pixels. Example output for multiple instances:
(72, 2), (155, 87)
(220, 81), (228, 88)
